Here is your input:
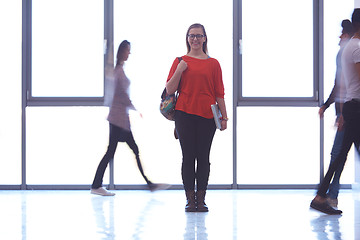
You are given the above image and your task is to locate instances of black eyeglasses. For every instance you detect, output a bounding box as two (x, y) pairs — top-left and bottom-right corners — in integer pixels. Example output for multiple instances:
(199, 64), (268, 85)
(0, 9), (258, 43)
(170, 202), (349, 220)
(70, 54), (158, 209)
(187, 34), (205, 40)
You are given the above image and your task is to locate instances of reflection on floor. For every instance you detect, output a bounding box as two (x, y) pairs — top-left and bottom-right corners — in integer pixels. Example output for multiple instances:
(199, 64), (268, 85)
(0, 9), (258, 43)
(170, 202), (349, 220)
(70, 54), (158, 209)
(0, 189), (359, 240)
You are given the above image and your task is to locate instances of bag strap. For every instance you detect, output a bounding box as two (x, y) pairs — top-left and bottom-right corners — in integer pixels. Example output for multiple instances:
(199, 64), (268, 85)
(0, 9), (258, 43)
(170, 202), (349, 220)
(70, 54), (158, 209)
(176, 57), (183, 93)
(162, 57), (182, 99)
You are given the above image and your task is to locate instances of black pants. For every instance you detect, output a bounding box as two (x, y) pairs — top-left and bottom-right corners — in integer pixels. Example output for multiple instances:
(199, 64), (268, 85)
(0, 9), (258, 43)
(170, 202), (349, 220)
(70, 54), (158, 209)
(91, 123), (151, 189)
(317, 99), (360, 197)
(175, 110), (216, 191)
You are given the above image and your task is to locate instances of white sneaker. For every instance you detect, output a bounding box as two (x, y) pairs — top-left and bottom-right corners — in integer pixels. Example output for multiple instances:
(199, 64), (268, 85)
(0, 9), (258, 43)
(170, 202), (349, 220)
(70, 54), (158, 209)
(91, 187), (115, 196)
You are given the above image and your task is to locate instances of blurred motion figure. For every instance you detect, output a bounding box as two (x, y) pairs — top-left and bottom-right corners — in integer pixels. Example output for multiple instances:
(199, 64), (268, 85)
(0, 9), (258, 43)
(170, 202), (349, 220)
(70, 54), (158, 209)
(311, 10), (360, 215)
(318, 19), (354, 208)
(91, 40), (169, 196)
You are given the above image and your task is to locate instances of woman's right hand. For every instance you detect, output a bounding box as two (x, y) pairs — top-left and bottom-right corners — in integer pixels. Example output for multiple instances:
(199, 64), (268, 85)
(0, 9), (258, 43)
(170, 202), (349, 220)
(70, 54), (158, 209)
(177, 60), (188, 73)
(318, 106), (325, 118)
(336, 115), (345, 131)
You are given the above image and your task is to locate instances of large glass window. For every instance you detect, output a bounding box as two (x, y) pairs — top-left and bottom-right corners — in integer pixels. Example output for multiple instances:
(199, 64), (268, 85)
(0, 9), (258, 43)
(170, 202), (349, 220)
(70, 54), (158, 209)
(237, 107), (320, 184)
(241, 0), (314, 99)
(26, 107), (110, 184)
(0, 1), (22, 184)
(113, 0), (233, 185)
(31, 0), (104, 97)
(26, 0), (105, 186)
(3, 1), (358, 189)
(236, 0), (318, 186)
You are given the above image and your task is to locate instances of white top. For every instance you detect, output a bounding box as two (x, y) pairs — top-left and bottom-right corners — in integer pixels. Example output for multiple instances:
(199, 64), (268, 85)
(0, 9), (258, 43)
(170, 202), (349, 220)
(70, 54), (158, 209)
(335, 46), (347, 103)
(341, 37), (360, 101)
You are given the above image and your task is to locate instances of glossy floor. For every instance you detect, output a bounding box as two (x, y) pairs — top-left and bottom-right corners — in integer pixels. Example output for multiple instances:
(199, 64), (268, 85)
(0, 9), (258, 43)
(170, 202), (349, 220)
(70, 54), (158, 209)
(0, 189), (359, 240)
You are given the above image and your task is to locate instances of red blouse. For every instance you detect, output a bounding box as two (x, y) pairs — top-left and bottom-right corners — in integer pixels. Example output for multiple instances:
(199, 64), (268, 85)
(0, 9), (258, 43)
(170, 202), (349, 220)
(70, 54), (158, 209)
(166, 55), (225, 119)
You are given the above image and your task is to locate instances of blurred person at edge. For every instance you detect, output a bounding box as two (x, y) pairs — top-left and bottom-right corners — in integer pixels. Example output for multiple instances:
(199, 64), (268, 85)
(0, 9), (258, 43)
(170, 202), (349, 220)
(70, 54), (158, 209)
(318, 19), (354, 208)
(311, 10), (360, 215)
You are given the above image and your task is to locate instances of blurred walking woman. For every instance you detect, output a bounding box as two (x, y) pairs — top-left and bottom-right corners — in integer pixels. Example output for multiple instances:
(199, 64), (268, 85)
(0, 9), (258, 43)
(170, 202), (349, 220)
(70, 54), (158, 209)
(91, 40), (165, 196)
(166, 23), (228, 212)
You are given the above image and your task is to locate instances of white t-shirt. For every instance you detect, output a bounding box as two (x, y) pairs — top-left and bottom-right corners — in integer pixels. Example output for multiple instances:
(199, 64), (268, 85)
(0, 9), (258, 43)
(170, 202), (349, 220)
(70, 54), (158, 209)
(341, 37), (360, 101)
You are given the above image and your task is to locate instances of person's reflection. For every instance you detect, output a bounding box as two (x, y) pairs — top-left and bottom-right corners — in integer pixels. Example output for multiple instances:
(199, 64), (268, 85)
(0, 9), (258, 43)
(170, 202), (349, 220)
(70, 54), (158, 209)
(131, 197), (158, 240)
(310, 214), (342, 240)
(355, 199), (360, 239)
(91, 196), (115, 240)
(184, 212), (208, 240)
(22, 192), (27, 240)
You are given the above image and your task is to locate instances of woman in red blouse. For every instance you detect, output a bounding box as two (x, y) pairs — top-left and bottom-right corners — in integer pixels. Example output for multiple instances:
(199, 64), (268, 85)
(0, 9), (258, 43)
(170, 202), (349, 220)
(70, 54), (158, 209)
(166, 23), (228, 212)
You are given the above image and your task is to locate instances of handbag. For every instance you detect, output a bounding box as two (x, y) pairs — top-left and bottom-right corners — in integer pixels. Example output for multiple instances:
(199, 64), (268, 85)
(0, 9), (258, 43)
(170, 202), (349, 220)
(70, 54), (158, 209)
(160, 57), (182, 121)
(160, 88), (178, 121)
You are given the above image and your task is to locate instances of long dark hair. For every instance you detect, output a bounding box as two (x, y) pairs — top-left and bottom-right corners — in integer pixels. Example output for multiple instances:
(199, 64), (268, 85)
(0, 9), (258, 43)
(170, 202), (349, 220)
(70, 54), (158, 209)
(186, 23), (208, 54)
(342, 19), (354, 36)
(352, 9), (360, 33)
(116, 40), (130, 66)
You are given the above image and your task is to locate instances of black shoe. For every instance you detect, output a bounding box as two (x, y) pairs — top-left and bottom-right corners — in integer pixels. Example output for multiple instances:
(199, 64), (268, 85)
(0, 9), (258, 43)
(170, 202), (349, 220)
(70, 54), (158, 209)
(310, 200), (342, 215)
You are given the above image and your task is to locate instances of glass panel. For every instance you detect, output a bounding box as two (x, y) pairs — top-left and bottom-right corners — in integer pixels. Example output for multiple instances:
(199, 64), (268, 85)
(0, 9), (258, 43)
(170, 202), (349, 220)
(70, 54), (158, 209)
(32, 0), (104, 97)
(237, 107), (320, 184)
(113, 0), (233, 184)
(0, 1), (22, 184)
(323, 1), (354, 184)
(242, 0), (313, 97)
(26, 107), (109, 184)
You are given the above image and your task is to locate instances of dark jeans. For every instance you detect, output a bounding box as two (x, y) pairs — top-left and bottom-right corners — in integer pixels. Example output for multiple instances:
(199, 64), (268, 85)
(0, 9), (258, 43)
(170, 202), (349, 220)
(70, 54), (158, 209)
(91, 123), (151, 189)
(327, 126), (346, 199)
(317, 99), (360, 198)
(175, 110), (216, 191)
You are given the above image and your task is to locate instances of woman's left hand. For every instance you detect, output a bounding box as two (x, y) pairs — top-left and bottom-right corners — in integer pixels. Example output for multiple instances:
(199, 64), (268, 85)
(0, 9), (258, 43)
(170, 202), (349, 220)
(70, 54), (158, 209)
(220, 119), (227, 131)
